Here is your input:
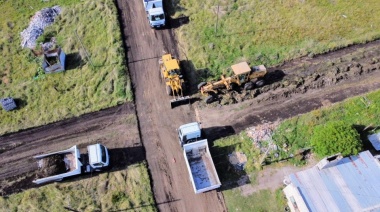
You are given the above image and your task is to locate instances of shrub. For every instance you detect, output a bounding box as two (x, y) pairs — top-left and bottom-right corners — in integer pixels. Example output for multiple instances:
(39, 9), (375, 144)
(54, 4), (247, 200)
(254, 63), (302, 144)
(311, 121), (362, 157)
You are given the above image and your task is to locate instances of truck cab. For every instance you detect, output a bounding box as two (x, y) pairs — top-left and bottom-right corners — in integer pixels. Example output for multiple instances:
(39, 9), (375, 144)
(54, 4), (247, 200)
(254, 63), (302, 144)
(143, 0), (166, 28)
(87, 144), (109, 170)
(178, 122), (202, 147)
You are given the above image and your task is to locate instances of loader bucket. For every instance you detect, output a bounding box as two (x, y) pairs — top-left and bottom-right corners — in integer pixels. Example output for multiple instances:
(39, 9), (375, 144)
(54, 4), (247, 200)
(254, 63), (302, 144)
(170, 96), (191, 108)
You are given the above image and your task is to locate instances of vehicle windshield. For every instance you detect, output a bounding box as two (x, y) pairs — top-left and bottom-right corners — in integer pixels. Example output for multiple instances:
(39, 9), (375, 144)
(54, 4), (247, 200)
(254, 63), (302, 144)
(100, 145), (107, 163)
(151, 14), (164, 21)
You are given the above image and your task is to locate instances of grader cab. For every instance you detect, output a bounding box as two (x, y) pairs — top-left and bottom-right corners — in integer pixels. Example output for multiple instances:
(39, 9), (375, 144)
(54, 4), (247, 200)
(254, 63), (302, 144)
(159, 54), (190, 108)
(198, 62), (267, 103)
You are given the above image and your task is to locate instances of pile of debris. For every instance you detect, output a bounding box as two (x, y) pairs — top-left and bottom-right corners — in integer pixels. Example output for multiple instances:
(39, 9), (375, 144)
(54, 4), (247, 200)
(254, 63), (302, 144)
(246, 122), (279, 152)
(20, 6), (61, 49)
(36, 154), (67, 178)
(228, 152), (247, 171)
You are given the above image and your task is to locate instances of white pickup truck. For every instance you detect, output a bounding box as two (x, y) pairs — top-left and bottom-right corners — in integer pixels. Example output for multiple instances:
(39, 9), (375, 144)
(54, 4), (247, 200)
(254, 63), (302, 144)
(32, 144), (110, 184)
(142, 0), (166, 28)
(178, 122), (221, 193)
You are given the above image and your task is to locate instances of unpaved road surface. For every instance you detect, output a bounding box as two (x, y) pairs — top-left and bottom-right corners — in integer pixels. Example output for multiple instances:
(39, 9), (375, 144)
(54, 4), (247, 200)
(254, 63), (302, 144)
(116, 0), (226, 211)
(197, 40), (380, 132)
(0, 103), (142, 195)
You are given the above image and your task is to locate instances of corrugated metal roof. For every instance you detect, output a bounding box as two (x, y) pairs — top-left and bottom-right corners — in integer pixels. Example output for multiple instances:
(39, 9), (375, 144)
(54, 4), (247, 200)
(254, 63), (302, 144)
(368, 133), (380, 151)
(287, 151), (380, 212)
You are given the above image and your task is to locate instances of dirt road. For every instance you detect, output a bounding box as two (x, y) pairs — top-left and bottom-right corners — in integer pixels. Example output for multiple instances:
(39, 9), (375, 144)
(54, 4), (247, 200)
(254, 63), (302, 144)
(0, 103), (142, 195)
(116, 0), (226, 211)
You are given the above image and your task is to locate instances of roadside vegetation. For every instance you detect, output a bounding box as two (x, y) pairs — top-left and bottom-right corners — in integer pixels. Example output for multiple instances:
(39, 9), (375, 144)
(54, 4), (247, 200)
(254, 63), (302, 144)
(0, 0), (131, 135)
(0, 163), (156, 212)
(174, 0), (380, 79)
(223, 188), (286, 212)
(212, 89), (380, 210)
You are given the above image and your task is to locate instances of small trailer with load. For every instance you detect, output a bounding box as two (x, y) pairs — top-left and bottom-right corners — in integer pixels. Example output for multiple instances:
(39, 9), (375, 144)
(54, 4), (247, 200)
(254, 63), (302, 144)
(33, 144), (109, 184)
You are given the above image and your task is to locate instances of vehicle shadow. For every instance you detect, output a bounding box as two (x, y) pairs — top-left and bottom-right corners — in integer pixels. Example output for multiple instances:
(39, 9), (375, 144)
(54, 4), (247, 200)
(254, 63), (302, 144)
(202, 126), (251, 191)
(168, 15), (190, 29)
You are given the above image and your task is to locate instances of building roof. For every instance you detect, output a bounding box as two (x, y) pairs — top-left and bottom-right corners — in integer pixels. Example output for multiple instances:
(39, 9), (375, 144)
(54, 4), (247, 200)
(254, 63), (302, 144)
(368, 133), (380, 151)
(284, 151), (380, 212)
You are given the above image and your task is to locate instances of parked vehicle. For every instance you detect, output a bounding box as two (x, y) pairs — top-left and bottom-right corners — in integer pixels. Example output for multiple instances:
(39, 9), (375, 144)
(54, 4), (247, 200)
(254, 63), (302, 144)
(143, 0), (166, 28)
(159, 53), (190, 108)
(183, 139), (221, 193)
(32, 144), (110, 184)
(178, 122), (221, 193)
(198, 62), (267, 103)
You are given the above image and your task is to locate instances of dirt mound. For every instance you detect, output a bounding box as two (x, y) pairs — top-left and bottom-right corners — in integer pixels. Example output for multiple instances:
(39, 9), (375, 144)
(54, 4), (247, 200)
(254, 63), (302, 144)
(36, 154), (67, 178)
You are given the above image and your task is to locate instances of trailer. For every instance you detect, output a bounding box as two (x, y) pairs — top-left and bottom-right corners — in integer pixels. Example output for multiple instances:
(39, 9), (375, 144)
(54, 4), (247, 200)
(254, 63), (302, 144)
(33, 144), (109, 184)
(183, 139), (221, 194)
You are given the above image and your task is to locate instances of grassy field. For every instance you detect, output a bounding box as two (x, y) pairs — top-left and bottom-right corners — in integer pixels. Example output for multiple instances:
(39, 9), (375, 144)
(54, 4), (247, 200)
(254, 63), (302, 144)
(174, 0), (380, 79)
(0, 0), (131, 135)
(223, 188), (286, 212)
(0, 163), (156, 212)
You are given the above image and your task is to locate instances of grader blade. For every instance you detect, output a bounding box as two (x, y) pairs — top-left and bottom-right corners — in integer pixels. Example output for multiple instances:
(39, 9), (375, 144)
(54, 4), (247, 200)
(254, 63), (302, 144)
(170, 96), (191, 108)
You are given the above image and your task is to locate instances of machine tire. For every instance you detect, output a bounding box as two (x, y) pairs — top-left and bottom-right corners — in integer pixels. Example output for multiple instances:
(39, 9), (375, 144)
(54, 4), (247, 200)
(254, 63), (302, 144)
(197, 82), (207, 90)
(255, 79), (265, 87)
(244, 82), (254, 90)
(230, 83), (238, 91)
(166, 85), (173, 96)
(205, 95), (214, 104)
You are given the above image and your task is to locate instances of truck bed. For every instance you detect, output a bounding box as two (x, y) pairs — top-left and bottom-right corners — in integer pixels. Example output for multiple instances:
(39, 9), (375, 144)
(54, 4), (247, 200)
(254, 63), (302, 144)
(33, 145), (82, 184)
(184, 140), (221, 193)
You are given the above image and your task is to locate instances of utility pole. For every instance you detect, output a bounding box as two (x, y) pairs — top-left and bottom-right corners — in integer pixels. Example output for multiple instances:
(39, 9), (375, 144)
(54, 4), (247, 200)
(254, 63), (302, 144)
(215, 3), (220, 35)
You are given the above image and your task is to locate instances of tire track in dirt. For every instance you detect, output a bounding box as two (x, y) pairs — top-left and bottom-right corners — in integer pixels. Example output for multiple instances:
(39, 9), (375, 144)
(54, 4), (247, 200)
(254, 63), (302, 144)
(116, 0), (226, 211)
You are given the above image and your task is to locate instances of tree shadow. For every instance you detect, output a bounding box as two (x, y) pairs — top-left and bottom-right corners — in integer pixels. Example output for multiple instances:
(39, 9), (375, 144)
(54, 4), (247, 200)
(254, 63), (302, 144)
(202, 125), (250, 191)
(211, 143), (250, 192)
(353, 124), (380, 153)
(65, 52), (84, 71)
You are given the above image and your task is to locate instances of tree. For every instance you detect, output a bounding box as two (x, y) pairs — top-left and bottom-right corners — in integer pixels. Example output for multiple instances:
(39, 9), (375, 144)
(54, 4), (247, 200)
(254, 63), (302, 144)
(311, 121), (363, 157)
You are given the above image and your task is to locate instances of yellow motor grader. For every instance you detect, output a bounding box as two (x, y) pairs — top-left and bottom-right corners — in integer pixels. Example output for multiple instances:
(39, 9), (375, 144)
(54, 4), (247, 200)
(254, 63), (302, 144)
(159, 53), (190, 108)
(198, 62), (267, 103)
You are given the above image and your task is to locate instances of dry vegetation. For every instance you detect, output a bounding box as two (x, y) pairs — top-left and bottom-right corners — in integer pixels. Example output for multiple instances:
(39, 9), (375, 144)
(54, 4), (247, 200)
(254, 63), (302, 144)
(0, 163), (156, 212)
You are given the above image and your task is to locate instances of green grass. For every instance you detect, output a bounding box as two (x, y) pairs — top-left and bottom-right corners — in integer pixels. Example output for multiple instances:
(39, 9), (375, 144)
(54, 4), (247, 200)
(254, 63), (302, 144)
(174, 0), (380, 79)
(272, 90), (380, 160)
(0, 0), (131, 135)
(223, 188), (286, 212)
(213, 90), (380, 169)
(0, 163), (156, 212)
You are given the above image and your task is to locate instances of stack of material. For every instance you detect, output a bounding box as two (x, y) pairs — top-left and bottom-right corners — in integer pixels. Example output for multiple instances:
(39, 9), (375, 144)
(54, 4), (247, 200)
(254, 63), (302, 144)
(1, 97), (17, 111)
(246, 121), (279, 152)
(20, 6), (61, 49)
(228, 152), (247, 171)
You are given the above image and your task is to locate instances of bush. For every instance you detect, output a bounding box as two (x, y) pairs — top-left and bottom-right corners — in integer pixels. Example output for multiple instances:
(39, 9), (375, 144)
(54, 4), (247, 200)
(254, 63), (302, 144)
(311, 121), (362, 157)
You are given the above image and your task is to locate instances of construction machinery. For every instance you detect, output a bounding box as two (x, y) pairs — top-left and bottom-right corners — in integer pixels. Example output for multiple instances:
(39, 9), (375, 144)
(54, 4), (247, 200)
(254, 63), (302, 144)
(198, 62), (267, 103)
(159, 53), (190, 108)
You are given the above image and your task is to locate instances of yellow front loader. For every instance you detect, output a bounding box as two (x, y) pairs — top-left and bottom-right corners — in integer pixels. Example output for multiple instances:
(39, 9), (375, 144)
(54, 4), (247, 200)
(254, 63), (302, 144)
(159, 54), (190, 108)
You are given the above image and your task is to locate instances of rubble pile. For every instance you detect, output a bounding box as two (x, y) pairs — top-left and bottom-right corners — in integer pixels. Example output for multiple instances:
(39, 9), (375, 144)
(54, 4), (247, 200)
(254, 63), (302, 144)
(20, 6), (61, 49)
(246, 122), (279, 152)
